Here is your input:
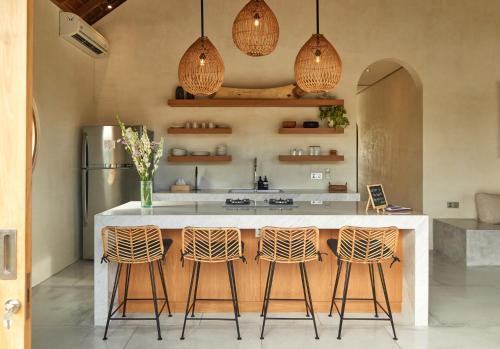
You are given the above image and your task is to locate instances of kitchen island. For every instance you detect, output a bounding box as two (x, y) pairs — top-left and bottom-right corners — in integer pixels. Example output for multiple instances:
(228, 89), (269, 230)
(94, 201), (428, 327)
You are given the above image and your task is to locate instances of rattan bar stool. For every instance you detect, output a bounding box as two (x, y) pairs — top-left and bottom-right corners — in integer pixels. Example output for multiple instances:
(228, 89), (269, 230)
(327, 226), (399, 340)
(180, 227), (245, 340)
(257, 226), (321, 340)
(101, 226), (173, 341)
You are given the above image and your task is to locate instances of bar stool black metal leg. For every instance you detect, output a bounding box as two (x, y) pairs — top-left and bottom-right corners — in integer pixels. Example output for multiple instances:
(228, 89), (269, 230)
(368, 264), (379, 318)
(180, 261), (198, 340)
(103, 264), (122, 340)
(377, 263), (398, 340)
(229, 261), (241, 317)
(329, 259), (343, 317)
(337, 262), (352, 340)
(260, 262), (276, 340)
(260, 261), (272, 317)
(148, 262), (162, 340)
(157, 260), (172, 317)
(227, 261), (242, 340)
(190, 261), (201, 317)
(301, 262), (319, 340)
(121, 264), (132, 317)
(299, 262), (310, 317)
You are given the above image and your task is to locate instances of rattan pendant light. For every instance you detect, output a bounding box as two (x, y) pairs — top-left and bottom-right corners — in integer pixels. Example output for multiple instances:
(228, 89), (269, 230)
(232, 0), (279, 56)
(294, 0), (342, 93)
(178, 0), (224, 96)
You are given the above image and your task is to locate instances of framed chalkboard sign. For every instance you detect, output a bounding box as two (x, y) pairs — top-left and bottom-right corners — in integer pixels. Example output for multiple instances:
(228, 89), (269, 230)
(366, 184), (388, 212)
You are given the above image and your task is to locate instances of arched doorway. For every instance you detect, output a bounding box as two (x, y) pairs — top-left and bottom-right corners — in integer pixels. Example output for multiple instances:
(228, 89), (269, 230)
(356, 59), (423, 211)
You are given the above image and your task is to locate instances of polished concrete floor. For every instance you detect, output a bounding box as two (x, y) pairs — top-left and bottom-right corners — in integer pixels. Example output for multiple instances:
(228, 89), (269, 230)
(32, 253), (500, 349)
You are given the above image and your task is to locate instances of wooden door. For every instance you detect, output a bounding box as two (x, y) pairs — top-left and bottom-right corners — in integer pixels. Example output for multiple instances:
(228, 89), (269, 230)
(0, 0), (33, 348)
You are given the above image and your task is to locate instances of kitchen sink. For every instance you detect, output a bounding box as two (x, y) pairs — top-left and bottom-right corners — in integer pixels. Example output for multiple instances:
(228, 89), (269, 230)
(229, 189), (284, 193)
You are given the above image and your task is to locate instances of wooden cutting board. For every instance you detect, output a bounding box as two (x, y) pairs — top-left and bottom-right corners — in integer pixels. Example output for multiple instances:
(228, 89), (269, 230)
(211, 83), (306, 99)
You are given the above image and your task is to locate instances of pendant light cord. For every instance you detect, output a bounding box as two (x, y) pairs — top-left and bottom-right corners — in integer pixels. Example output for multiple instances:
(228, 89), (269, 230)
(200, 0), (205, 37)
(316, 0), (320, 34)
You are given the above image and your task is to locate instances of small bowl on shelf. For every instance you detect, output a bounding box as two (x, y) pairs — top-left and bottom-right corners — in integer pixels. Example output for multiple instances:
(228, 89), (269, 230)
(171, 148), (187, 156)
(282, 121), (297, 128)
(303, 121), (319, 128)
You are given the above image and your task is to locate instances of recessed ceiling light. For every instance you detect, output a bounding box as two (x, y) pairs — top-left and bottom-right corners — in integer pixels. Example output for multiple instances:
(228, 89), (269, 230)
(107, 2), (113, 9)
(365, 68), (371, 72)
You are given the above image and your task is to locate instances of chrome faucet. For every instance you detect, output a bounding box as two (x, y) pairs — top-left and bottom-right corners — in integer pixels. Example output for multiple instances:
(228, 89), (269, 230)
(253, 157), (258, 190)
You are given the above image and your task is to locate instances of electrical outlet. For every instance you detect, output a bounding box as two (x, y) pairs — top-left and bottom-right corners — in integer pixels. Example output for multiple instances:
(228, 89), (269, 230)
(310, 200), (323, 205)
(447, 202), (459, 208)
(311, 172), (323, 180)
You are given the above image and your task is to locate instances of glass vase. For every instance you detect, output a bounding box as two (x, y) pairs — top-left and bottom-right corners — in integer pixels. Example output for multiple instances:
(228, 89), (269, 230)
(140, 180), (153, 208)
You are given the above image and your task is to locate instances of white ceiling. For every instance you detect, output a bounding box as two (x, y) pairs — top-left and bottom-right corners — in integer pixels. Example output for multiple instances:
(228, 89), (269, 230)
(357, 61), (402, 93)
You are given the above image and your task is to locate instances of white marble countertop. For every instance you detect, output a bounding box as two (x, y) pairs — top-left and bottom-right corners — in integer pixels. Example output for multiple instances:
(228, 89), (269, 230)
(98, 201), (423, 228)
(153, 189), (360, 202)
(94, 200), (429, 328)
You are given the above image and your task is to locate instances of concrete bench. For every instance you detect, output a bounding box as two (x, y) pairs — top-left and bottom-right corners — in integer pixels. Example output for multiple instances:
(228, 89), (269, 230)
(434, 219), (500, 266)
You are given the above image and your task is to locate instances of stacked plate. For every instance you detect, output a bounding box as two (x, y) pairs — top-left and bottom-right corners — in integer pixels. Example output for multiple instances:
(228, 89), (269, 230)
(171, 148), (187, 156)
(191, 151), (211, 156)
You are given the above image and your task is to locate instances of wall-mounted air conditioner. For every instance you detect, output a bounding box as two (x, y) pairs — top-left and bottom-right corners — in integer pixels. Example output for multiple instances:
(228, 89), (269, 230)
(59, 12), (109, 57)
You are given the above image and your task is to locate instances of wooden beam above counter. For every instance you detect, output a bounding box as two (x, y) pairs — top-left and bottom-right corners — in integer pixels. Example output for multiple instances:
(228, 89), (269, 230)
(167, 98), (344, 107)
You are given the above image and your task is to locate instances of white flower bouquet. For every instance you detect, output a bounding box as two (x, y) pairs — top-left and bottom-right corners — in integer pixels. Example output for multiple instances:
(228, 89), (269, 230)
(117, 117), (164, 207)
(117, 118), (164, 181)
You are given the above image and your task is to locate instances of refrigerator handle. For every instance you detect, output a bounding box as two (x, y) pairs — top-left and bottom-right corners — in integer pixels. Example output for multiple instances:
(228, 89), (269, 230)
(82, 132), (88, 169)
(82, 170), (88, 226)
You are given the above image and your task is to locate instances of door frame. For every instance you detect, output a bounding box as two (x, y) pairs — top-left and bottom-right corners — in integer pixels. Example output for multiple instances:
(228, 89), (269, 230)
(0, 0), (33, 348)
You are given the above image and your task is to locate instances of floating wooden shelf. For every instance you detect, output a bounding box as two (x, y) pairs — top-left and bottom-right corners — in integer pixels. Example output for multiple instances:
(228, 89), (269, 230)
(278, 127), (344, 134)
(167, 98), (344, 108)
(168, 155), (232, 163)
(167, 127), (232, 134)
(278, 155), (344, 162)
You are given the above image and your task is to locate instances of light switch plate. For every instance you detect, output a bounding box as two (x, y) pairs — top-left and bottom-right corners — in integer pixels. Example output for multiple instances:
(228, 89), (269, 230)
(311, 172), (323, 180)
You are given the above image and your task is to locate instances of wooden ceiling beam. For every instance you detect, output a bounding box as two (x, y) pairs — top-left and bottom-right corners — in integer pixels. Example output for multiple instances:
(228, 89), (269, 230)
(77, 0), (104, 18)
(49, 0), (73, 12)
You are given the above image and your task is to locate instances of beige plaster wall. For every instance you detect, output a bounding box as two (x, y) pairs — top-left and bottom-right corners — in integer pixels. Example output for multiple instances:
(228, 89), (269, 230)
(91, 0), (500, 222)
(358, 68), (423, 211)
(32, 0), (95, 285)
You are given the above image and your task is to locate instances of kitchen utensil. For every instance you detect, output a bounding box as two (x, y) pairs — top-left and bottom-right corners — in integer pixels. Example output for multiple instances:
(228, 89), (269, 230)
(303, 121), (319, 128)
(282, 121), (297, 128)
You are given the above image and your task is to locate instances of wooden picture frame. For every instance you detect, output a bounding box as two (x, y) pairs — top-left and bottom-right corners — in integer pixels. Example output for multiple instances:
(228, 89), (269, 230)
(366, 184), (388, 213)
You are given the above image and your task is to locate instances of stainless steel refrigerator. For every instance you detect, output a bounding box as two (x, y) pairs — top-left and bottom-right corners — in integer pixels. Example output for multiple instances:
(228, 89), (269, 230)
(81, 126), (148, 259)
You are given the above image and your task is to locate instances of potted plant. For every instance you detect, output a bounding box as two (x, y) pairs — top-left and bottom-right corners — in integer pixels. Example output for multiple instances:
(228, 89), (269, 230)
(117, 117), (164, 208)
(318, 105), (350, 128)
